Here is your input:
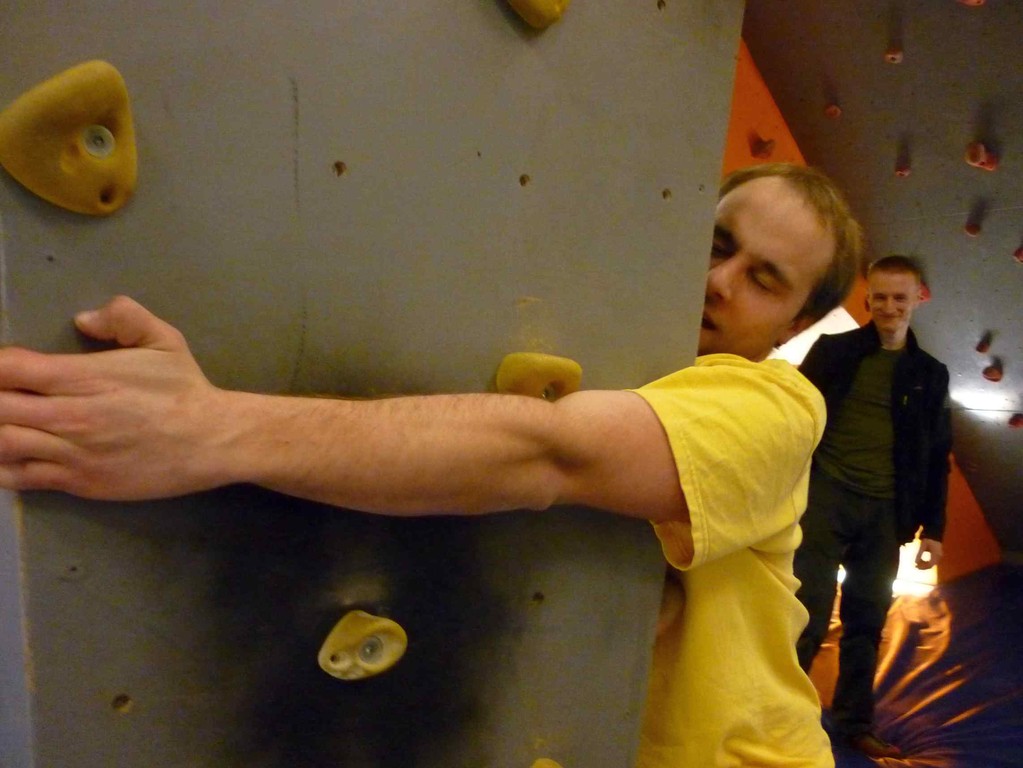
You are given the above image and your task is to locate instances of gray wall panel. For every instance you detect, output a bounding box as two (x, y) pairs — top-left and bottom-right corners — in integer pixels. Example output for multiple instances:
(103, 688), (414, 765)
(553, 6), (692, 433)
(0, 495), (34, 768)
(1, 1), (744, 765)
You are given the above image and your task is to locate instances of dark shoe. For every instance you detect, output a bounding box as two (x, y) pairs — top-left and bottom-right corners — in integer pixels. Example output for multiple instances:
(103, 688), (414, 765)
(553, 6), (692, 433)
(847, 732), (902, 759)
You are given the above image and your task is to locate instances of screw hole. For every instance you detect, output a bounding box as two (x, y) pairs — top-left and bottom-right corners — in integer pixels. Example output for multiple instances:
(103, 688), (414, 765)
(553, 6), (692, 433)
(657, 0), (666, 9)
(332, 161), (347, 176)
(99, 186), (116, 206)
(58, 562), (85, 582)
(111, 693), (133, 714)
(81, 125), (115, 158)
(662, 188), (672, 200)
(359, 635), (384, 663)
(519, 174), (531, 186)
(531, 591), (545, 604)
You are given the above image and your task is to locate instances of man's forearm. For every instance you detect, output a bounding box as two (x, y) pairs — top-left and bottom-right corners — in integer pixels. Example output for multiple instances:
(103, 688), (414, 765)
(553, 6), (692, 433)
(219, 390), (571, 515)
(0, 297), (686, 523)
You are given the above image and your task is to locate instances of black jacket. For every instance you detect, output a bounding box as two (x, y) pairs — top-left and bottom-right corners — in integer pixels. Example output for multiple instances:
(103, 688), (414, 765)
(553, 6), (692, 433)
(799, 322), (952, 544)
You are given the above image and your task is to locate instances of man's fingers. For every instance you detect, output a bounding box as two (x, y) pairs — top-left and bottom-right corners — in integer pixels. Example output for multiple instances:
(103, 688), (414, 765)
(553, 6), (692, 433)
(0, 460), (75, 495)
(0, 423), (75, 493)
(0, 348), (82, 395)
(0, 389), (62, 429)
(74, 295), (188, 352)
(0, 423), (71, 465)
(0, 296), (190, 395)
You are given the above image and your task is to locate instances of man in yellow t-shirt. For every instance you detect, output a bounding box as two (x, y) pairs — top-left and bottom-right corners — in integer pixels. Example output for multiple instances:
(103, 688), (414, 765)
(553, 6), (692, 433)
(635, 356), (830, 766)
(0, 164), (862, 765)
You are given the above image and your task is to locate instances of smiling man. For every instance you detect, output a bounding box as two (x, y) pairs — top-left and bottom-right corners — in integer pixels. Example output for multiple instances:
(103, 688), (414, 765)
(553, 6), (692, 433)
(0, 163), (862, 767)
(794, 255), (952, 760)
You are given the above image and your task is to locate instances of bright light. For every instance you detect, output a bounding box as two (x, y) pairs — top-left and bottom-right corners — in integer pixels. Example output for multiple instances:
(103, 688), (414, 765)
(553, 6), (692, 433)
(949, 387), (1017, 413)
(834, 540), (937, 597)
(894, 539), (937, 596)
(769, 307), (858, 366)
(891, 578), (935, 598)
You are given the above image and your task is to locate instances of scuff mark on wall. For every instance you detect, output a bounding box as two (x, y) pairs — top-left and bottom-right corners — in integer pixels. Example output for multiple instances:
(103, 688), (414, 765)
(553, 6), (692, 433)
(511, 295), (556, 353)
(290, 76), (301, 214)
(289, 287), (308, 392)
(0, 211), (10, 344)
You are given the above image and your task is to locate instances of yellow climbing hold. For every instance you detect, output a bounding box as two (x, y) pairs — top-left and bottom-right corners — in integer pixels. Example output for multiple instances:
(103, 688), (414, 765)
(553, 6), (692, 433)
(317, 610), (408, 681)
(0, 60), (137, 215)
(496, 352), (582, 401)
(531, 760), (565, 768)
(507, 0), (572, 29)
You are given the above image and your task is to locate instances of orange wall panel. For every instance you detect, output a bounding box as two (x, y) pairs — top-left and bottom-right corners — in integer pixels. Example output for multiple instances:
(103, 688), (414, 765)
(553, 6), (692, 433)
(722, 39), (805, 175)
(938, 455), (1002, 583)
(724, 38), (1001, 582)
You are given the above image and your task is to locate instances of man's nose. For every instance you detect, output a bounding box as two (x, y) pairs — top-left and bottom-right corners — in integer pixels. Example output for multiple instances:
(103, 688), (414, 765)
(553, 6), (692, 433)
(706, 257), (739, 301)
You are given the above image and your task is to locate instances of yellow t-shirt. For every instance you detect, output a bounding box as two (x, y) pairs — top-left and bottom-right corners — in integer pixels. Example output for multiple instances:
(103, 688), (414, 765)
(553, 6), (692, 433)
(632, 354), (833, 768)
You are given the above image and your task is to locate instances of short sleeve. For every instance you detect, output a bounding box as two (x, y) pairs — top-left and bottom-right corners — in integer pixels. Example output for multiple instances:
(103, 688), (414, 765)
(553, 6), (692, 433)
(633, 354), (826, 569)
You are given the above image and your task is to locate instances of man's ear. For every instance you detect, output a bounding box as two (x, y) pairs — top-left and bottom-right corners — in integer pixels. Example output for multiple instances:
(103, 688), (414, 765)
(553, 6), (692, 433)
(776, 313), (817, 347)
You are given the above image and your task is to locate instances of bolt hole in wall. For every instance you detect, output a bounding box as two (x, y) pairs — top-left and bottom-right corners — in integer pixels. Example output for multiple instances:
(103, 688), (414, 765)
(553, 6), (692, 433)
(111, 693), (132, 714)
(58, 562), (85, 582)
(359, 635), (384, 662)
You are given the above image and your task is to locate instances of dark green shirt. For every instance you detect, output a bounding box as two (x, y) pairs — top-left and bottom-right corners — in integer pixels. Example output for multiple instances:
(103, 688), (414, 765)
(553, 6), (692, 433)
(815, 348), (902, 498)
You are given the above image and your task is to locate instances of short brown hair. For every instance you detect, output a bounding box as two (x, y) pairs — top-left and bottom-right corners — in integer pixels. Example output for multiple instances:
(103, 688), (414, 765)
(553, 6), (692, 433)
(868, 254), (923, 283)
(719, 163), (864, 322)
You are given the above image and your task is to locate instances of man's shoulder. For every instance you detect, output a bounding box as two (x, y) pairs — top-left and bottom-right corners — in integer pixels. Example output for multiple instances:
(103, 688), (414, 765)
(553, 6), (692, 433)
(906, 331), (949, 375)
(803, 325), (868, 363)
(645, 355), (821, 402)
(911, 350), (950, 390)
(644, 354), (799, 391)
(913, 347), (947, 370)
(826, 325), (870, 344)
(695, 354), (812, 386)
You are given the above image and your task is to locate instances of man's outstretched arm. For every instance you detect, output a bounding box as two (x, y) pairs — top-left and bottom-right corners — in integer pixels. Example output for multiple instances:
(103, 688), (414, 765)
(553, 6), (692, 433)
(0, 296), (686, 524)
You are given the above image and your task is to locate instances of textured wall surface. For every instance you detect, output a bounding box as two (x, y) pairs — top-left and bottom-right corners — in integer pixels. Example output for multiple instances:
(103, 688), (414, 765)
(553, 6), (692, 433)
(0, 2), (744, 766)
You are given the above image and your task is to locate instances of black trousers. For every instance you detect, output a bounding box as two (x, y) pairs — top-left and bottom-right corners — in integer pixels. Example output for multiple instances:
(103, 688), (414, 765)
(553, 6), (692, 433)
(794, 466), (901, 738)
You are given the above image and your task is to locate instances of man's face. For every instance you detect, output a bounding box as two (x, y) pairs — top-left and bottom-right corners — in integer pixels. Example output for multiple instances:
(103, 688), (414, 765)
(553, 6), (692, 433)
(699, 176), (835, 361)
(867, 269), (920, 339)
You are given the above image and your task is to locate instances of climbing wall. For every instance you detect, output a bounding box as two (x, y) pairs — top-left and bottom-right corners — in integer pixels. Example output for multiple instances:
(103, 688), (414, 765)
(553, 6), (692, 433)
(742, 0), (1023, 560)
(0, 2), (745, 766)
